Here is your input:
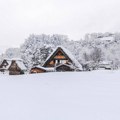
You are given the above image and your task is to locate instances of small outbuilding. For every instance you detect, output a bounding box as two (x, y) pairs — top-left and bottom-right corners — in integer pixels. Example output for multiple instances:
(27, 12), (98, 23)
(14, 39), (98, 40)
(30, 65), (54, 74)
(30, 66), (47, 73)
(8, 59), (27, 75)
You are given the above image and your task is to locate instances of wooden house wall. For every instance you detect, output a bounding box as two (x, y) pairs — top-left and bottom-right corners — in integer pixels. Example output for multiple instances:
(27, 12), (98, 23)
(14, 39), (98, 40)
(9, 71), (21, 75)
(45, 50), (71, 67)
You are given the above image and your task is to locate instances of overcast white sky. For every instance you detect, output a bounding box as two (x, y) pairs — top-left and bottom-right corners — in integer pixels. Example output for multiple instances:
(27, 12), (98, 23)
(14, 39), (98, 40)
(0, 0), (120, 49)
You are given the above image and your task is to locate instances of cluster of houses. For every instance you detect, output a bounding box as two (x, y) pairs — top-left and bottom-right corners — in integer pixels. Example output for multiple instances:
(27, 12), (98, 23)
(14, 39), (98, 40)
(0, 46), (112, 75)
(0, 58), (27, 75)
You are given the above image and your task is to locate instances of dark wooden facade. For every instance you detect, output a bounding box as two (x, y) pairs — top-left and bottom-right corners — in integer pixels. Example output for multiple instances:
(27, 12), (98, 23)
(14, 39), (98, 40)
(43, 47), (73, 68)
(0, 59), (10, 72)
(8, 60), (24, 75)
(30, 67), (46, 74)
(56, 64), (74, 72)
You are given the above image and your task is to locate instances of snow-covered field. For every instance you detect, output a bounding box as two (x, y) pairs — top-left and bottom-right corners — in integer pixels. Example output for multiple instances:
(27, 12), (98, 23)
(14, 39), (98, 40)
(0, 70), (120, 120)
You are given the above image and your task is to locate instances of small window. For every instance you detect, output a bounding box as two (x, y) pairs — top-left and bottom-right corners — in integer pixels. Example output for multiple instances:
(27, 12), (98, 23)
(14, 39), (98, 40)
(60, 60), (66, 64)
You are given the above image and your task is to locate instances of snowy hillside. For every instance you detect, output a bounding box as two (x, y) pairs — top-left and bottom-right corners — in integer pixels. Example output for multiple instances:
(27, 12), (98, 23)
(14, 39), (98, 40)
(0, 71), (120, 120)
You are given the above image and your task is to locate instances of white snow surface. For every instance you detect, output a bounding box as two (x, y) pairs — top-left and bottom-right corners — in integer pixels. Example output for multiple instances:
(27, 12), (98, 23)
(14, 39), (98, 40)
(16, 60), (27, 70)
(0, 70), (120, 120)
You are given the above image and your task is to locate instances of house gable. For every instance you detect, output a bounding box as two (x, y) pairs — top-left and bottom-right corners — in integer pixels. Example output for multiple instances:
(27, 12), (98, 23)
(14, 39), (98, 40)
(0, 59), (12, 71)
(0, 60), (9, 68)
(8, 60), (21, 72)
(43, 47), (73, 67)
(8, 59), (26, 75)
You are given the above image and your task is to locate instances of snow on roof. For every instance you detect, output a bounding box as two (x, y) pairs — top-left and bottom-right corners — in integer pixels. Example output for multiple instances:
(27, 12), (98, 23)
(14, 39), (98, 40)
(1, 58), (26, 70)
(32, 65), (54, 72)
(0, 59), (12, 70)
(60, 46), (82, 69)
(32, 65), (47, 70)
(55, 63), (74, 69)
(3, 58), (23, 62)
(0, 65), (10, 70)
(43, 46), (82, 70)
(10, 58), (23, 61)
(3, 58), (24, 61)
(45, 67), (55, 72)
(16, 60), (27, 70)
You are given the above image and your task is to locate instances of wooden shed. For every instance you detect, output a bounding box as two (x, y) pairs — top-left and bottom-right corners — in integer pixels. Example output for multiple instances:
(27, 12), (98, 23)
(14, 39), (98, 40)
(30, 66), (47, 74)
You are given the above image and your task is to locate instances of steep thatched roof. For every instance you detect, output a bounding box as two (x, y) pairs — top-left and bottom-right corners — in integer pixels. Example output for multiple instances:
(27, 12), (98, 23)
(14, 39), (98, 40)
(43, 46), (82, 70)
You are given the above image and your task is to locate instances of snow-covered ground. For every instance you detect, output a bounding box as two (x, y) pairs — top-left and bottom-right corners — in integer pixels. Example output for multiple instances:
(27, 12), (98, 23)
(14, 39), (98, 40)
(0, 70), (120, 120)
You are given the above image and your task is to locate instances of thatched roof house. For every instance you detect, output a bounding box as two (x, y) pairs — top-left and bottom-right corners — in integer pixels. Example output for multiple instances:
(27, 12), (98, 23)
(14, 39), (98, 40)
(0, 59), (11, 72)
(9, 59), (27, 75)
(43, 46), (82, 71)
(0, 58), (27, 75)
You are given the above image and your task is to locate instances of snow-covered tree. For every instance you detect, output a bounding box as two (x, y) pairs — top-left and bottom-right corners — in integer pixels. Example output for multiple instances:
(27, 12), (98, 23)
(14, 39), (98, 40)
(90, 47), (103, 63)
(4, 48), (21, 59)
